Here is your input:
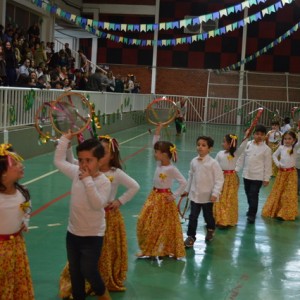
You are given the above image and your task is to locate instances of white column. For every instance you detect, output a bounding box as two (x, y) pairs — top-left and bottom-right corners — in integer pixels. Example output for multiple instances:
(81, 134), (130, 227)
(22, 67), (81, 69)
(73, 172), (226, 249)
(237, 8), (248, 126)
(0, 0), (7, 26)
(151, 0), (160, 94)
(91, 10), (99, 71)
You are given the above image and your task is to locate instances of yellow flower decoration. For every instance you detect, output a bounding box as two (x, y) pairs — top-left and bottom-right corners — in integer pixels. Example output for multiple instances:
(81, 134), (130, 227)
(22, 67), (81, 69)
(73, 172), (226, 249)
(287, 149), (292, 155)
(227, 155), (234, 161)
(169, 145), (177, 162)
(20, 201), (31, 214)
(0, 143), (23, 162)
(106, 175), (114, 182)
(159, 173), (167, 180)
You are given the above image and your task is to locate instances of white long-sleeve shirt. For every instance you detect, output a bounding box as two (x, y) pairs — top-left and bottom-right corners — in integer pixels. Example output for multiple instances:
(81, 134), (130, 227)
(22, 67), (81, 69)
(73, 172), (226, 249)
(273, 144), (300, 169)
(235, 141), (272, 182)
(215, 138), (248, 170)
(0, 190), (28, 234)
(104, 168), (140, 205)
(54, 136), (111, 236)
(152, 134), (187, 198)
(185, 155), (224, 203)
(66, 148), (139, 205)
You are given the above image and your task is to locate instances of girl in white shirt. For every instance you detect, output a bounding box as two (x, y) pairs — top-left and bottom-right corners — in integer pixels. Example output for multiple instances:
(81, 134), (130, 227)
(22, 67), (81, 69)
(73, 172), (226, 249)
(59, 135), (139, 297)
(0, 144), (34, 300)
(214, 133), (248, 227)
(262, 130), (299, 220)
(137, 124), (187, 259)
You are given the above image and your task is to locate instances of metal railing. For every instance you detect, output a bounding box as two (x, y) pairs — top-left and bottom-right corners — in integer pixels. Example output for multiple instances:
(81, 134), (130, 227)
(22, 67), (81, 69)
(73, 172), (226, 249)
(1, 87), (300, 132)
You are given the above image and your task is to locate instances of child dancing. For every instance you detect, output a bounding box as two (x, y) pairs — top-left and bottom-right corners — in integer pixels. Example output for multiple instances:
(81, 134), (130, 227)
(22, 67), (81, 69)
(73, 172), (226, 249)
(137, 124), (187, 258)
(54, 133), (112, 300)
(59, 135), (140, 297)
(184, 136), (224, 247)
(235, 125), (272, 224)
(262, 130), (299, 220)
(214, 132), (249, 227)
(0, 143), (34, 300)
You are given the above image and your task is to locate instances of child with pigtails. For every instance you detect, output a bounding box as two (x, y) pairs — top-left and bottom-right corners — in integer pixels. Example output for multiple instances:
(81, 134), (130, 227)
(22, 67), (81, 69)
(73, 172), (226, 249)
(214, 131), (250, 228)
(136, 124), (187, 259)
(262, 130), (299, 220)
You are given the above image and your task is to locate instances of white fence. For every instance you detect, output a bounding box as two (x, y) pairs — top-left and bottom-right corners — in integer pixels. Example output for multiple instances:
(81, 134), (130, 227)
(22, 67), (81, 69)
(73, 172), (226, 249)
(1, 87), (300, 131)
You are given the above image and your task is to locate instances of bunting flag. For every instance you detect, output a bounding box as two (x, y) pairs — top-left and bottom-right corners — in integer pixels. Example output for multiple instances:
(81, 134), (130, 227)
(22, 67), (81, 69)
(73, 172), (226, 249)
(32, 0), (284, 33)
(217, 21), (300, 73)
(32, 0), (293, 46)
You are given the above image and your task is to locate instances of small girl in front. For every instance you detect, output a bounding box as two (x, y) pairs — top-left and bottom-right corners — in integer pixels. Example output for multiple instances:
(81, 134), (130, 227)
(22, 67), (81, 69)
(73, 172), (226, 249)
(0, 144), (34, 300)
(262, 130), (299, 220)
(137, 124), (187, 259)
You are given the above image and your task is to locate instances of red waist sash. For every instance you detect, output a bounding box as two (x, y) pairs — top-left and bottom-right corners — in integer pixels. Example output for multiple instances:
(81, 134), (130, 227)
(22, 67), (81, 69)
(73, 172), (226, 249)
(223, 170), (236, 174)
(279, 167), (295, 172)
(0, 230), (21, 241)
(153, 187), (171, 193)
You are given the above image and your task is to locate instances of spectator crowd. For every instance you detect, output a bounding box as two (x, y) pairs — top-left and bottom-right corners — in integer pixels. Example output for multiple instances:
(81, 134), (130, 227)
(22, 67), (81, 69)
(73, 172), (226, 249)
(0, 23), (141, 93)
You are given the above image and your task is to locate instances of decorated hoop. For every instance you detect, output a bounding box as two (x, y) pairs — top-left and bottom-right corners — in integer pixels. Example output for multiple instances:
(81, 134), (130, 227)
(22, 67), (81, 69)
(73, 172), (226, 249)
(146, 97), (178, 126)
(35, 101), (59, 143)
(244, 107), (264, 140)
(50, 92), (92, 136)
(291, 106), (300, 131)
(177, 195), (190, 220)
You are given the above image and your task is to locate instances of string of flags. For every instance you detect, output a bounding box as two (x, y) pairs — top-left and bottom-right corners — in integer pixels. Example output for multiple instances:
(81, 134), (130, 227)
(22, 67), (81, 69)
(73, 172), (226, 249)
(217, 21), (300, 73)
(32, 0), (293, 46)
(33, 0), (272, 32)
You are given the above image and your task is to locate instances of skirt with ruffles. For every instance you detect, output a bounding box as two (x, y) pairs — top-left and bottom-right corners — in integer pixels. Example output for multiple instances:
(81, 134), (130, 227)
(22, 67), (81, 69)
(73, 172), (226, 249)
(59, 208), (128, 298)
(213, 172), (239, 227)
(268, 142), (280, 177)
(136, 190), (185, 258)
(262, 169), (298, 220)
(0, 235), (35, 300)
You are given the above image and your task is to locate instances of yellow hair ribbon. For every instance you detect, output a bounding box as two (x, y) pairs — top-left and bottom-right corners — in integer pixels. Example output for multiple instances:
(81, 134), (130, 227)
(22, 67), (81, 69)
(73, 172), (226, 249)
(170, 145), (177, 162)
(229, 134), (238, 148)
(0, 143), (24, 164)
(98, 135), (119, 153)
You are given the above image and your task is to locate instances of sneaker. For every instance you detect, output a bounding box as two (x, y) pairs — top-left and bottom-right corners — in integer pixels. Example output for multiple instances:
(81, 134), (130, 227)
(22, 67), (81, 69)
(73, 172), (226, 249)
(184, 236), (195, 248)
(205, 229), (215, 242)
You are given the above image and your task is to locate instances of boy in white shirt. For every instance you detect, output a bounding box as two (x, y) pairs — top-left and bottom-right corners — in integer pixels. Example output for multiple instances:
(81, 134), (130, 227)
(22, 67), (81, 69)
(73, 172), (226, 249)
(183, 136), (224, 247)
(54, 134), (112, 300)
(235, 125), (272, 224)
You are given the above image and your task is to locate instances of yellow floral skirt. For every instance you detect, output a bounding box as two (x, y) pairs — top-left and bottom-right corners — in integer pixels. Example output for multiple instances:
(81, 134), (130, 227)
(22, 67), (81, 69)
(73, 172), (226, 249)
(0, 235), (35, 300)
(262, 169), (298, 220)
(136, 190), (185, 258)
(213, 172), (239, 227)
(59, 208), (127, 298)
(269, 142), (280, 177)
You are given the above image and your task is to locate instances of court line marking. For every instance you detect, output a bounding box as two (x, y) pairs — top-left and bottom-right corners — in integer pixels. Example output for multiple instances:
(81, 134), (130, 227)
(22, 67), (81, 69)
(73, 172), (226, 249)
(23, 130), (150, 186)
(30, 142), (149, 217)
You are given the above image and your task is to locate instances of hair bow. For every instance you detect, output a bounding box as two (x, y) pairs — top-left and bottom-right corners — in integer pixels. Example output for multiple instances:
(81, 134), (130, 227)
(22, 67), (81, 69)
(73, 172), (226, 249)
(98, 135), (119, 153)
(0, 143), (23, 166)
(170, 144), (177, 162)
(229, 134), (238, 148)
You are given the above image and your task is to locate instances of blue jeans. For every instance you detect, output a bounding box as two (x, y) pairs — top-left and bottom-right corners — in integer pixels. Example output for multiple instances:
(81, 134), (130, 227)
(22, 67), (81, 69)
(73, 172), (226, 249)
(243, 178), (263, 219)
(187, 201), (215, 240)
(66, 231), (105, 300)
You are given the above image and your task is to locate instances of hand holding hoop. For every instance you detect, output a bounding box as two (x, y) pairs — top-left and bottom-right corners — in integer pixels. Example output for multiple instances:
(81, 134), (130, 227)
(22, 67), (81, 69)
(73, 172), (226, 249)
(244, 107), (264, 140)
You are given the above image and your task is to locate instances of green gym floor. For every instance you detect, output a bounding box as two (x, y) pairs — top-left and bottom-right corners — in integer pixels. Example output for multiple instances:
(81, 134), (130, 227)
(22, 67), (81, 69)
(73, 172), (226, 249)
(22, 123), (300, 300)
